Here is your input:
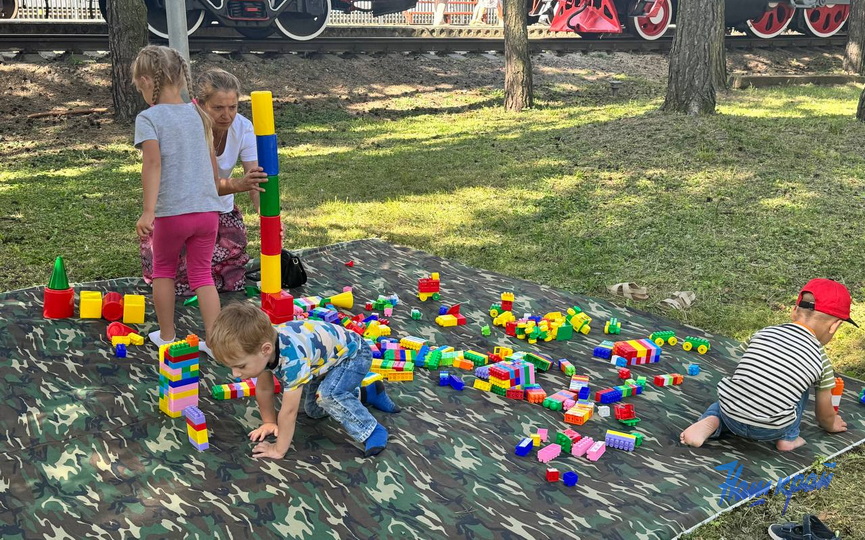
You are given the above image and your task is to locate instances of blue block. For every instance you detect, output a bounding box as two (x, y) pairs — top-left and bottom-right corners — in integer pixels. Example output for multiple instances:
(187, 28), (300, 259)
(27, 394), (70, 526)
(439, 371), (450, 386)
(615, 357), (628, 368)
(563, 471), (579, 486)
(438, 305), (449, 315)
(416, 345), (430, 367)
(593, 346), (612, 360)
(578, 386), (591, 400)
(515, 437), (533, 456)
(371, 349), (382, 359)
(363, 314), (380, 323)
(687, 364), (701, 376)
(256, 134), (279, 175)
(449, 374), (464, 391)
(115, 343), (127, 358)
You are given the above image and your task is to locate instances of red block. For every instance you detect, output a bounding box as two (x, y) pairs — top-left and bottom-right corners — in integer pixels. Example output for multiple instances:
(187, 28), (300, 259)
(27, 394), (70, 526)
(505, 321), (518, 336)
(262, 291), (294, 324)
(546, 468), (560, 482)
(43, 287), (74, 319)
(102, 292), (124, 321)
(618, 368), (631, 380)
(506, 388), (525, 400)
(260, 216), (283, 257)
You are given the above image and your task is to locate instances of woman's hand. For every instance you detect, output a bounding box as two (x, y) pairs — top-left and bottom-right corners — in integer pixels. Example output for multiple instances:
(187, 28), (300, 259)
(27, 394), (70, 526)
(248, 422), (278, 442)
(236, 166), (267, 193)
(252, 441), (287, 460)
(136, 211), (155, 239)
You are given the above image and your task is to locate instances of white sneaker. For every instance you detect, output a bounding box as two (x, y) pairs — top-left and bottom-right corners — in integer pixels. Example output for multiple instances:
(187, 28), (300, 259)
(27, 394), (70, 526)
(148, 330), (176, 348)
(198, 340), (214, 359)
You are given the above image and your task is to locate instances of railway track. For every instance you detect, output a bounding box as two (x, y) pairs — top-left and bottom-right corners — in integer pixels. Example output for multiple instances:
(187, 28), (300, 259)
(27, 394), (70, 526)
(0, 21), (847, 54)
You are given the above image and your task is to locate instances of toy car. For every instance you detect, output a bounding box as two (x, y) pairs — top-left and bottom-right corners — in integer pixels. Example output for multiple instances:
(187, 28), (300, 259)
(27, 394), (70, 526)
(682, 336), (710, 354)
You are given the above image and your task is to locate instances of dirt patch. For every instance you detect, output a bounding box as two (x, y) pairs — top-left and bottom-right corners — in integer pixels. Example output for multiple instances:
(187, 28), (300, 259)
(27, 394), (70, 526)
(0, 47), (850, 146)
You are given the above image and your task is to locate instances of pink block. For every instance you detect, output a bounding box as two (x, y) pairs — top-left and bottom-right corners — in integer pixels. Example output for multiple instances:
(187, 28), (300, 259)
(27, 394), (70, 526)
(586, 441), (606, 462)
(572, 437), (595, 457)
(168, 395), (199, 412)
(537, 443), (561, 463)
(563, 399), (576, 410)
(537, 428), (548, 442)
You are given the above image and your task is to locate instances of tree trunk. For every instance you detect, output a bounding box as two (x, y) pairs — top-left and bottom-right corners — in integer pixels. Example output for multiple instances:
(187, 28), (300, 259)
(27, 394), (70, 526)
(857, 86), (865, 121)
(502, 0), (533, 112)
(844, 0), (865, 74)
(107, 0), (148, 124)
(662, 0), (726, 115)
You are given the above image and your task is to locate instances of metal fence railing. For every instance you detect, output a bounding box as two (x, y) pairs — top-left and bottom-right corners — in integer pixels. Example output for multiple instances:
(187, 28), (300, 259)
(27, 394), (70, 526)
(9, 0), (500, 26)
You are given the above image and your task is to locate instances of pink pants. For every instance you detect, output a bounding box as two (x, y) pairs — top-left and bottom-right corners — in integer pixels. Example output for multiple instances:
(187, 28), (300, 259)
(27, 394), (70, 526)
(152, 212), (219, 291)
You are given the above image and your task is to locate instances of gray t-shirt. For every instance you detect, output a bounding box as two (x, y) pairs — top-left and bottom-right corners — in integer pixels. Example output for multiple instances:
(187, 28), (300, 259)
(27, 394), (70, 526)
(134, 103), (222, 218)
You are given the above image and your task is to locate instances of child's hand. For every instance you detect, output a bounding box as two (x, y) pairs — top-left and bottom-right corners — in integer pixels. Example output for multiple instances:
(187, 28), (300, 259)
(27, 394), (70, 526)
(135, 211), (155, 239)
(249, 422), (278, 442)
(252, 441), (287, 460)
(828, 414), (847, 433)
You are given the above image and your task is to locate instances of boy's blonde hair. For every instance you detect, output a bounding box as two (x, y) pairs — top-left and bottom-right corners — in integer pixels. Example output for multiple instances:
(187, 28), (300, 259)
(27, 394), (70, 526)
(196, 68), (242, 105)
(210, 302), (277, 364)
(131, 45), (214, 148)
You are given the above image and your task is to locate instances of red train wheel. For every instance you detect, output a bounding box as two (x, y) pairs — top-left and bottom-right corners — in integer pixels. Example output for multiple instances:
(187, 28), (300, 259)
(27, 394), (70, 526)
(745, 2), (795, 39)
(625, 0), (673, 41)
(799, 4), (849, 38)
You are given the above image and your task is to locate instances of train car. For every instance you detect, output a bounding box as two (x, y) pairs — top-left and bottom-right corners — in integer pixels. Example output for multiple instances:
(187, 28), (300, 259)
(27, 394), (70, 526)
(542, 0), (850, 40)
(1, 0), (419, 41)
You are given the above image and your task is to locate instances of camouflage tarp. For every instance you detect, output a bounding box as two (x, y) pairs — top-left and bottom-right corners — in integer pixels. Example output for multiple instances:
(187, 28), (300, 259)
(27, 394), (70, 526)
(1, 238), (863, 539)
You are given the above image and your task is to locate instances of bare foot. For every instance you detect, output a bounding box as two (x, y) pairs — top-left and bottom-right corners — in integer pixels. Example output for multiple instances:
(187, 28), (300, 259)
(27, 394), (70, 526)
(776, 437), (806, 452)
(680, 417), (720, 447)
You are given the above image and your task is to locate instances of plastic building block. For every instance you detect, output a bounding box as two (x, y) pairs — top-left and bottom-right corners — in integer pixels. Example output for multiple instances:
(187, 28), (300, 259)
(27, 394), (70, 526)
(43, 256), (75, 319)
(605, 430), (637, 451)
(531, 433), (541, 446)
(604, 317), (621, 335)
(537, 443), (561, 463)
(111, 335), (131, 346)
(537, 428), (548, 442)
(612, 339), (662, 366)
(650, 331), (678, 346)
(546, 468), (560, 482)
(183, 406), (209, 451)
(183, 296), (199, 307)
(410, 308), (422, 320)
(555, 432), (574, 453)
(106, 321), (136, 340)
(506, 388), (525, 400)
(682, 336), (711, 354)
(101, 292), (124, 321)
(262, 291), (294, 325)
(562, 471), (579, 486)
(439, 371), (450, 386)
(500, 292), (514, 312)
(614, 403), (636, 421)
(418, 272), (441, 302)
(618, 368), (631, 380)
(473, 379), (491, 391)
(481, 325), (491, 337)
(598, 405), (610, 418)
(687, 364), (701, 376)
(631, 431), (644, 447)
(114, 343), (127, 358)
(449, 374), (465, 391)
(586, 441), (606, 461)
(832, 377), (843, 412)
(128, 333), (144, 346)
(515, 437), (533, 456)
(571, 437), (594, 457)
(79, 291), (103, 319)
(593, 341), (614, 360)
(559, 359), (575, 377)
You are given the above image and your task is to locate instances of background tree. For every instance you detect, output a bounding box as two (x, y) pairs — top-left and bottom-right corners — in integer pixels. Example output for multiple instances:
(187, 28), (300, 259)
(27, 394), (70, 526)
(502, 0), (533, 111)
(107, 0), (148, 123)
(844, 0), (865, 74)
(662, 0), (726, 114)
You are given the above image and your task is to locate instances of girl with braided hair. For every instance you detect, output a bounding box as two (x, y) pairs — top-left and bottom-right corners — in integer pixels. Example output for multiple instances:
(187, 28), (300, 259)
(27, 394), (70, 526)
(131, 45), (266, 357)
(139, 68), (264, 297)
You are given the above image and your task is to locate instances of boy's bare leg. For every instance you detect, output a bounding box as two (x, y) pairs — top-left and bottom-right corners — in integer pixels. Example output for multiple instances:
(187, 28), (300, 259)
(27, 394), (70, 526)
(776, 437), (806, 451)
(680, 416), (720, 447)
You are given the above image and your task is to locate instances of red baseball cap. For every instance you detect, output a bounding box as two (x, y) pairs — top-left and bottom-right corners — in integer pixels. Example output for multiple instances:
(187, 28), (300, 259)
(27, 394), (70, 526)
(797, 278), (857, 327)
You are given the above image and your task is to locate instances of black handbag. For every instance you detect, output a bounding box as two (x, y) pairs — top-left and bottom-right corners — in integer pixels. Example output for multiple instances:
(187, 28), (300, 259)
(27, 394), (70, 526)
(281, 249), (308, 289)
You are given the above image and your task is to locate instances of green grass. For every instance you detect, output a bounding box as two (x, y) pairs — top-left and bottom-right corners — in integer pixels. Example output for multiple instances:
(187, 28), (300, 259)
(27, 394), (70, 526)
(2, 75), (865, 538)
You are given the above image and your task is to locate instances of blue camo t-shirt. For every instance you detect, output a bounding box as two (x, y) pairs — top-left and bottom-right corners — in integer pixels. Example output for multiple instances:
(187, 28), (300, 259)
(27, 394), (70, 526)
(273, 320), (363, 391)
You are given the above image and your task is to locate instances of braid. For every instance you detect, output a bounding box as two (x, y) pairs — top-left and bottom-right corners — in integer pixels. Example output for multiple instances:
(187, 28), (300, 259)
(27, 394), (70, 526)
(151, 50), (163, 105)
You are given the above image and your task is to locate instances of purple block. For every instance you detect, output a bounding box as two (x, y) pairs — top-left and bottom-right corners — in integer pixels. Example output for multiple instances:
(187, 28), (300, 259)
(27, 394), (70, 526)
(183, 406), (205, 424)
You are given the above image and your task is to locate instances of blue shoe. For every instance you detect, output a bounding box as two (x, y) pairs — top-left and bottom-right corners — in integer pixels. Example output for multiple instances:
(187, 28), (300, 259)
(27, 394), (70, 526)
(363, 424), (388, 458)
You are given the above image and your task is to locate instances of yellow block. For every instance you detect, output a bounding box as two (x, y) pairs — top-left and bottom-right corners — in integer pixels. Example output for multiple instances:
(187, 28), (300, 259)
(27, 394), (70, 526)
(435, 314), (458, 327)
(531, 434), (541, 446)
(260, 253), (281, 294)
(250, 91), (275, 136)
(111, 336), (131, 346)
(187, 424), (209, 444)
(79, 290), (102, 319)
(123, 294), (145, 324)
(128, 333), (144, 346)
(165, 387), (199, 400)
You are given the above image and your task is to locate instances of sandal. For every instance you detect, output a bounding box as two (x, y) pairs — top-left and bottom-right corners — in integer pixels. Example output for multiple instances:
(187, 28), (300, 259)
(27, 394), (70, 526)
(660, 291), (696, 310)
(606, 282), (649, 301)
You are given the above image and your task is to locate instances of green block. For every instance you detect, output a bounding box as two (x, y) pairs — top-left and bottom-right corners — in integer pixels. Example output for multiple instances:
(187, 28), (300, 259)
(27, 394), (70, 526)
(491, 384), (507, 396)
(564, 365), (575, 377)
(620, 418), (641, 427)
(260, 175), (281, 217)
(631, 432), (644, 446)
(426, 358), (440, 370)
(183, 295), (199, 307)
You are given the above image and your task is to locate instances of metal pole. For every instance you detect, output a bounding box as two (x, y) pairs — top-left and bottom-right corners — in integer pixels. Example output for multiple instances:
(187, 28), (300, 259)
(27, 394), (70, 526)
(166, 0), (190, 61)
(165, 1), (191, 101)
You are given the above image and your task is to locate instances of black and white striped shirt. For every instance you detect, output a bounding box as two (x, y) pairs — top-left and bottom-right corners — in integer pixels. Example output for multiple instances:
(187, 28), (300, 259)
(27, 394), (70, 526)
(718, 323), (835, 429)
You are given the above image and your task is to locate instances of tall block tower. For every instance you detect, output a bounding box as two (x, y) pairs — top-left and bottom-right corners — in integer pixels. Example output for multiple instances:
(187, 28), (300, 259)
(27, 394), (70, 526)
(250, 90), (294, 324)
(158, 335), (200, 418)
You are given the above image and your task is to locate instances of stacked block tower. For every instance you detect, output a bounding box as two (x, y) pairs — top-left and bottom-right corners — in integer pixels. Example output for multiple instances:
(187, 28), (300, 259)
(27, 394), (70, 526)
(43, 256), (74, 319)
(250, 90), (294, 324)
(158, 335), (200, 418)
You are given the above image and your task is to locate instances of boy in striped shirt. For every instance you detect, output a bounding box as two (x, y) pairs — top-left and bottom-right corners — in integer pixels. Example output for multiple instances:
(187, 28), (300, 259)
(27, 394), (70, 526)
(681, 279), (853, 452)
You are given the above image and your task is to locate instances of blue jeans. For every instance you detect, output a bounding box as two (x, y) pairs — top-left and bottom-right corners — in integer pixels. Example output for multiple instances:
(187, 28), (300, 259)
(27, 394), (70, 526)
(301, 341), (377, 443)
(700, 390), (809, 442)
